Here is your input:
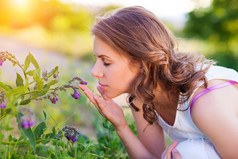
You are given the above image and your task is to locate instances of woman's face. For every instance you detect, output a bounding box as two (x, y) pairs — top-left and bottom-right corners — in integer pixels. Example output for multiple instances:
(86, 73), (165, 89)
(92, 37), (141, 99)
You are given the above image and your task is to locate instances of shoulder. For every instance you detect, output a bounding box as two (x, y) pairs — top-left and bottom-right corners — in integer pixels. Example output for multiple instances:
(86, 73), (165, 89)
(191, 79), (238, 120)
(190, 79), (238, 157)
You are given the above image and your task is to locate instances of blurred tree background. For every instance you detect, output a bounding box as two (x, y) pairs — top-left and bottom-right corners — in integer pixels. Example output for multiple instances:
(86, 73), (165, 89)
(0, 0), (121, 62)
(183, 0), (238, 70)
(1, 0), (237, 69)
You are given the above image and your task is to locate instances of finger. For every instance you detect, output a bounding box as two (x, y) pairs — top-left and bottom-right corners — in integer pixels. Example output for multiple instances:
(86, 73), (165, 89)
(78, 84), (88, 91)
(168, 141), (178, 151)
(172, 149), (182, 159)
(79, 84), (97, 104)
(84, 90), (104, 116)
(97, 85), (111, 100)
(93, 95), (106, 118)
(163, 141), (178, 159)
(161, 150), (169, 159)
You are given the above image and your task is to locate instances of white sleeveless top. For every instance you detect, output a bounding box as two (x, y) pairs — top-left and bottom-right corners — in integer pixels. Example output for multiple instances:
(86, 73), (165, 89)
(157, 65), (238, 159)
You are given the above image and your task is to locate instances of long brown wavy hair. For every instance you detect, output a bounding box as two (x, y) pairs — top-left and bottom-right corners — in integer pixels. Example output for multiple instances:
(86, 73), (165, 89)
(91, 6), (214, 125)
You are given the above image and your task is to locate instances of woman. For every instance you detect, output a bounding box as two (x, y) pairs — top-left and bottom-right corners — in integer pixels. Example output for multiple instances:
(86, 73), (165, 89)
(79, 6), (238, 159)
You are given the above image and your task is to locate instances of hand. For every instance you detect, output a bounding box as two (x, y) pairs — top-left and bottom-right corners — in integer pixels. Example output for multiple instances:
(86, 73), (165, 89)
(78, 84), (128, 130)
(161, 141), (182, 159)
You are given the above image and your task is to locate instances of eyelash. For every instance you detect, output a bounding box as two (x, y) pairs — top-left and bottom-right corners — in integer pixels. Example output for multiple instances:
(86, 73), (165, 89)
(101, 58), (110, 66)
(103, 62), (110, 66)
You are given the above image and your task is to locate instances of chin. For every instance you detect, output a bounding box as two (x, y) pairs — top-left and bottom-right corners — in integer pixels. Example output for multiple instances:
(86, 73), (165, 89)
(104, 91), (122, 99)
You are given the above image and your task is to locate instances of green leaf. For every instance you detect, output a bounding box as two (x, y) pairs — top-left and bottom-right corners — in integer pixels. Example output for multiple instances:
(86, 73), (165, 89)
(102, 123), (108, 129)
(19, 98), (31, 105)
(6, 85), (28, 98)
(24, 54), (31, 71)
(33, 70), (44, 90)
(109, 125), (114, 131)
(0, 108), (12, 120)
(32, 89), (48, 98)
(29, 52), (39, 69)
(43, 111), (47, 120)
(17, 113), (36, 152)
(34, 122), (46, 139)
(26, 70), (35, 76)
(47, 66), (58, 78)
(22, 128), (36, 152)
(8, 135), (13, 142)
(0, 82), (12, 90)
(46, 80), (58, 88)
(24, 52), (39, 71)
(16, 73), (24, 87)
(52, 126), (56, 136)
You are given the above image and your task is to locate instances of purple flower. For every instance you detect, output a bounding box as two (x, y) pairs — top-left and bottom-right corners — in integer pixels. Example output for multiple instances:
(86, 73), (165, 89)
(20, 119), (35, 129)
(83, 81), (87, 85)
(71, 91), (80, 100)
(53, 71), (59, 79)
(0, 103), (6, 109)
(0, 55), (6, 66)
(42, 70), (48, 81)
(19, 107), (35, 129)
(28, 119), (35, 127)
(50, 97), (58, 104)
(21, 120), (29, 129)
(72, 137), (78, 143)
(60, 126), (79, 143)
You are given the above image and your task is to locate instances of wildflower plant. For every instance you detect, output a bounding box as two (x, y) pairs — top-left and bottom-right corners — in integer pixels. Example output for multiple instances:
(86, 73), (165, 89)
(0, 51), (132, 158)
(0, 51), (87, 152)
(57, 126), (80, 143)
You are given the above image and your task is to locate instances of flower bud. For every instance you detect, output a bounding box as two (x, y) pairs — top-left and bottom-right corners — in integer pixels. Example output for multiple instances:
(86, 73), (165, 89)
(71, 91), (80, 100)
(50, 97), (57, 104)
(0, 54), (6, 66)
(0, 103), (6, 109)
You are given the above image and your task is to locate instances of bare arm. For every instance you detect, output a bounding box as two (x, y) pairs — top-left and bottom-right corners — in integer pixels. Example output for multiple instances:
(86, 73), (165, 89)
(191, 81), (238, 159)
(131, 99), (166, 157)
(79, 84), (165, 159)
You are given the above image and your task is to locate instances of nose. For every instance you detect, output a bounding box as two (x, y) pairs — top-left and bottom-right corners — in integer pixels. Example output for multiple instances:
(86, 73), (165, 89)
(91, 62), (103, 78)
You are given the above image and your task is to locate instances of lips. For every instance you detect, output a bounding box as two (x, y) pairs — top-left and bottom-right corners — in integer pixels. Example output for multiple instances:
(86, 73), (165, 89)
(98, 82), (108, 90)
(99, 82), (108, 87)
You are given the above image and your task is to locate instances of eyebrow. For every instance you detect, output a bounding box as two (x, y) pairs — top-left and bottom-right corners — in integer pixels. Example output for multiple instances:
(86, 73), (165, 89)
(94, 54), (111, 59)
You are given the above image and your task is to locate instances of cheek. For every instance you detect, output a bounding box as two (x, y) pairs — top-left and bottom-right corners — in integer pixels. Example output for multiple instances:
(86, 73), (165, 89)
(112, 70), (138, 91)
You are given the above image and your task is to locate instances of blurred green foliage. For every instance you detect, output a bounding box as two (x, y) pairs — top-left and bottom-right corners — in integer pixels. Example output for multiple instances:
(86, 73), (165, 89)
(183, 0), (238, 70)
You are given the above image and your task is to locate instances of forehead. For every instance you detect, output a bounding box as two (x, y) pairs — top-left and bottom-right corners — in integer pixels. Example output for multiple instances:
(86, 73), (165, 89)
(93, 37), (126, 59)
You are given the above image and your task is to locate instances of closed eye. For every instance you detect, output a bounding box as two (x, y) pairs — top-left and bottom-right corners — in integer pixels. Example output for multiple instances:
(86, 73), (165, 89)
(103, 61), (111, 66)
(102, 58), (111, 66)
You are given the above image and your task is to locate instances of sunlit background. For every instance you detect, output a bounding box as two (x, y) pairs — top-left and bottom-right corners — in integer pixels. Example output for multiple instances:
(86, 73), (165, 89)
(1, 0), (238, 143)
(1, 0), (237, 66)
